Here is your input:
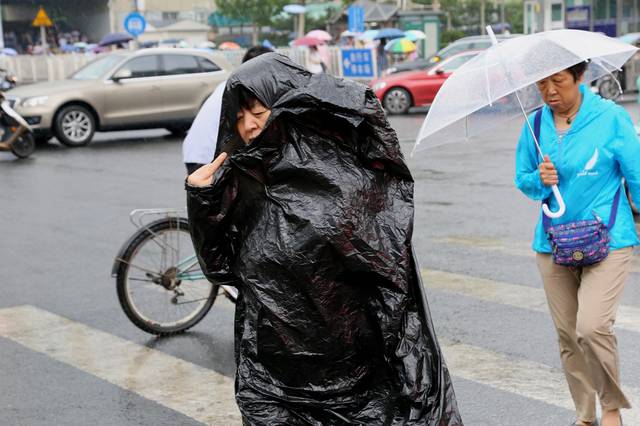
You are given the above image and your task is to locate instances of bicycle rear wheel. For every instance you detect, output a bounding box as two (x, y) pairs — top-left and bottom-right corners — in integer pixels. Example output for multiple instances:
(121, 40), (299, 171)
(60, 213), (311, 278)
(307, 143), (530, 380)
(115, 217), (217, 336)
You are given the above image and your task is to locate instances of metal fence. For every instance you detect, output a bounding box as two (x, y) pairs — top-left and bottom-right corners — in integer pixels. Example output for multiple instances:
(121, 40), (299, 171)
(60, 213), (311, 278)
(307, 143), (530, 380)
(0, 46), (374, 84)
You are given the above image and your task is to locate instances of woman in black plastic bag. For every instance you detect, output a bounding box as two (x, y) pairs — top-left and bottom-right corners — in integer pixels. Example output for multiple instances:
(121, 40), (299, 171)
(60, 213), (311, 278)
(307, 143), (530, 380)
(185, 53), (462, 425)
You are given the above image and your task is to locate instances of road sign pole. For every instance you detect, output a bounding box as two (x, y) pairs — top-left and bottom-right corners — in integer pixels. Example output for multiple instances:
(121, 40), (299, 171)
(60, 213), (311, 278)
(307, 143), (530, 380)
(40, 25), (47, 53)
(0, 0), (5, 50)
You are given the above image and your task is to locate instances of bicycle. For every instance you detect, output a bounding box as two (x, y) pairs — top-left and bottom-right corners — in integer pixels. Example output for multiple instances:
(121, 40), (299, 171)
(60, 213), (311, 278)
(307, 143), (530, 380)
(112, 208), (238, 336)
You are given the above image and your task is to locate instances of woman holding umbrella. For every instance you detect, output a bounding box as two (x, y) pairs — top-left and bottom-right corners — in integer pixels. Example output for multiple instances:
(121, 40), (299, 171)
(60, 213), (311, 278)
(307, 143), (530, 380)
(415, 28), (640, 426)
(515, 62), (640, 426)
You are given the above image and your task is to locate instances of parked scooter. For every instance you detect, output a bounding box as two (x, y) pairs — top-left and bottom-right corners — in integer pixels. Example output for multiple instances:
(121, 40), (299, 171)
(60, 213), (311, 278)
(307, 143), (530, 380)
(0, 68), (17, 91)
(0, 91), (35, 158)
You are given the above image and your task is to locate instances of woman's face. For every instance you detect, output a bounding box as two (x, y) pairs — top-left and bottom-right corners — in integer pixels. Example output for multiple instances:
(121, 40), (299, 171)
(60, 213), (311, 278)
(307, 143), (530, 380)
(535, 70), (582, 113)
(236, 98), (272, 145)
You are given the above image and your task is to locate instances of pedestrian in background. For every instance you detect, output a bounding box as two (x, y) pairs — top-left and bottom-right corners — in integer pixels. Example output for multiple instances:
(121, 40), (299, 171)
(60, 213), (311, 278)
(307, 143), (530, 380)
(182, 45), (273, 174)
(515, 61), (640, 426)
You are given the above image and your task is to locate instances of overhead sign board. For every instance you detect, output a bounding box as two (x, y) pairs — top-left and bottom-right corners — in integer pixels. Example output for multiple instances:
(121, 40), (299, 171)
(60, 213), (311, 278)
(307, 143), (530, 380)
(348, 6), (365, 33)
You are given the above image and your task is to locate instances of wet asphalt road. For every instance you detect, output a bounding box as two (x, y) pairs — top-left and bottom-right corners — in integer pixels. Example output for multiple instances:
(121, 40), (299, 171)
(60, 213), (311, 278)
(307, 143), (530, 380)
(1, 101), (640, 425)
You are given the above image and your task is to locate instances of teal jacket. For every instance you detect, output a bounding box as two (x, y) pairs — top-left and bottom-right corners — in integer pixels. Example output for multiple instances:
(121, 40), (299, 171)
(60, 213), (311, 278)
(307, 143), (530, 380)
(515, 85), (640, 253)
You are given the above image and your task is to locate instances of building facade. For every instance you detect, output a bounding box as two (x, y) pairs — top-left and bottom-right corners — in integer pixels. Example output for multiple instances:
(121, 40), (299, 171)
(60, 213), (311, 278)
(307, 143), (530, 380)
(524, 0), (640, 36)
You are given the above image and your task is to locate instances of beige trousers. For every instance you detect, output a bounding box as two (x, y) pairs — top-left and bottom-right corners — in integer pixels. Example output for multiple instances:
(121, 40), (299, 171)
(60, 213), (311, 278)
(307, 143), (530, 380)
(536, 247), (633, 423)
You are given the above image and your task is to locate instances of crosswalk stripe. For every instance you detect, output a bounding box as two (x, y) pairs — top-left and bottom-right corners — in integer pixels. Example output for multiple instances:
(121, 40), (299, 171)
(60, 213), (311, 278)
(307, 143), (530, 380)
(0, 305), (241, 425)
(441, 338), (640, 424)
(2, 303), (639, 424)
(432, 235), (640, 273)
(423, 269), (640, 335)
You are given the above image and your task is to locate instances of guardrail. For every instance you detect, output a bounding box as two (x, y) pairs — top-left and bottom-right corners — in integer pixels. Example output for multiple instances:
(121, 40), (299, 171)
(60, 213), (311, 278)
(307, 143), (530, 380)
(0, 46), (376, 85)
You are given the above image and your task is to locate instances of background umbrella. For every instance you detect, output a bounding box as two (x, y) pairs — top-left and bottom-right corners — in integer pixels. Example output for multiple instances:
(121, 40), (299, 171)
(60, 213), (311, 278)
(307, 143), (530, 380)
(262, 39), (275, 49)
(357, 30), (379, 41)
(306, 29), (332, 42)
(218, 41), (241, 50)
(292, 36), (323, 47)
(384, 37), (416, 53)
(374, 28), (404, 40)
(405, 30), (426, 42)
(414, 28), (638, 217)
(340, 30), (356, 38)
(98, 32), (133, 47)
(1, 47), (17, 56)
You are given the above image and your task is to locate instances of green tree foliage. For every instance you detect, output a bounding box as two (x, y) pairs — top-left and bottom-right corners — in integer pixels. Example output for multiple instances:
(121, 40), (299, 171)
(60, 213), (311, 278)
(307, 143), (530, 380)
(215, 0), (289, 44)
(413, 0), (524, 39)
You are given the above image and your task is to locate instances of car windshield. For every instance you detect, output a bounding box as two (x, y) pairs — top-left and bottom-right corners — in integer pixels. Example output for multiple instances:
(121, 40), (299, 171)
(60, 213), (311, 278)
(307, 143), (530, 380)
(71, 54), (125, 80)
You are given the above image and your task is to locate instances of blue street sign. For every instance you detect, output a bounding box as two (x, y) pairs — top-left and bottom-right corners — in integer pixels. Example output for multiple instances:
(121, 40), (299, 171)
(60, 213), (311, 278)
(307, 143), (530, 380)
(347, 6), (365, 33)
(341, 49), (374, 79)
(124, 12), (146, 37)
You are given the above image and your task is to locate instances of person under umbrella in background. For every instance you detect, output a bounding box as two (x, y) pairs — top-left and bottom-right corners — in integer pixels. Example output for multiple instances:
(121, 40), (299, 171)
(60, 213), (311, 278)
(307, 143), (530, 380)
(515, 62), (640, 426)
(185, 53), (461, 425)
(182, 46), (273, 174)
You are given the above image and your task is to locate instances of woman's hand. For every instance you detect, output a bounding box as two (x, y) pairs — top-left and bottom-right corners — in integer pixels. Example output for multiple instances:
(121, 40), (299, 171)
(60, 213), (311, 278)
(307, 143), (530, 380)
(187, 153), (228, 187)
(539, 155), (558, 186)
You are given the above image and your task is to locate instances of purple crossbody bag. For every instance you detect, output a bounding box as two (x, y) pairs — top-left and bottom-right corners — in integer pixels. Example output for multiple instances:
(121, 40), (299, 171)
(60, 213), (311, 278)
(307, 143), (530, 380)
(533, 109), (621, 267)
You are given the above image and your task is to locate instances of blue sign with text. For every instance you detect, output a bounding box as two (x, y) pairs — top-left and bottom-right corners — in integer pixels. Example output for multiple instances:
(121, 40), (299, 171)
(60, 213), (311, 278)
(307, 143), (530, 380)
(124, 12), (146, 37)
(341, 49), (374, 79)
(348, 6), (365, 33)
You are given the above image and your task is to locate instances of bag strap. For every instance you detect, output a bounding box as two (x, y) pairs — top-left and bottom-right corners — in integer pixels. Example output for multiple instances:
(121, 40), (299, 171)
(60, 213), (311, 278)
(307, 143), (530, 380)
(535, 108), (622, 231)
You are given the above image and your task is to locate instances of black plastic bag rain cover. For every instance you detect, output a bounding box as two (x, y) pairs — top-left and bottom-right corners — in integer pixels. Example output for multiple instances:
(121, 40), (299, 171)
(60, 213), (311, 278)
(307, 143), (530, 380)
(186, 53), (462, 425)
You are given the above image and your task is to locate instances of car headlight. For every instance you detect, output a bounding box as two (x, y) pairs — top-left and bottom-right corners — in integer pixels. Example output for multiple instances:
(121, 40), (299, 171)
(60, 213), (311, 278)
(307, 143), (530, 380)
(372, 81), (387, 92)
(21, 96), (48, 108)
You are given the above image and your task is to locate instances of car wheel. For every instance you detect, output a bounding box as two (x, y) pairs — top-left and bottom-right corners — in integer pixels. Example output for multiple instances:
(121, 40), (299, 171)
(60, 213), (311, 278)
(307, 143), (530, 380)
(597, 76), (620, 100)
(383, 88), (411, 115)
(54, 105), (96, 147)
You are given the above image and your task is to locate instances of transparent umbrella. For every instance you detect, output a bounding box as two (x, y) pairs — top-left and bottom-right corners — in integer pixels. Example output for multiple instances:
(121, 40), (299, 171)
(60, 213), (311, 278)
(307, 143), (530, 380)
(414, 28), (638, 218)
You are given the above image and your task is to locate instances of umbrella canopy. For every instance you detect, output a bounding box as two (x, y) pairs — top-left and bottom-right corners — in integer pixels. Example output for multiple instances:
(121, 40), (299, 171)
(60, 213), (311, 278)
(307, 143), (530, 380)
(405, 30), (426, 42)
(292, 36), (323, 47)
(1, 47), (17, 56)
(384, 37), (416, 53)
(414, 28), (637, 218)
(98, 32), (132, 47)
(262, 39), (275, 49)
(357, 29), (379, 41)
(197, 41), (216, 49)
(340, 30), (357, 38)
(374, 28), (404, 40)
(306, 29), (332, 41)
(74, 42), (89, 49)
(218, 41), (241, 50)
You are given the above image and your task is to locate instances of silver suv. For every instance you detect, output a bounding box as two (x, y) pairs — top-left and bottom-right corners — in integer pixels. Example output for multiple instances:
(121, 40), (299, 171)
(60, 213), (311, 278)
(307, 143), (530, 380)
(6, 48), (230, 146)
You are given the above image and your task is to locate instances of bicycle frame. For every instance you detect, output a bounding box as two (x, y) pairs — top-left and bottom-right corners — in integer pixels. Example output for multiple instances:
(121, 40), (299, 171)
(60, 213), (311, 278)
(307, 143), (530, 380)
(112, 208), (238, 301)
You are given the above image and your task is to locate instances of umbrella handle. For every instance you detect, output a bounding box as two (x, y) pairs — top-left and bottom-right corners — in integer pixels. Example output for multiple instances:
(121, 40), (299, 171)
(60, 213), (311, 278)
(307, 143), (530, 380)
(542, 185), (566, 218)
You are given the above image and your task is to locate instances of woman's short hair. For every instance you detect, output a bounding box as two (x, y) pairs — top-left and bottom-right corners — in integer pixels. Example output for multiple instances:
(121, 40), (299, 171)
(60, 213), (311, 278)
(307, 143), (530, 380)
(566, 61), (588, 82)
(237, 86), (259, 111)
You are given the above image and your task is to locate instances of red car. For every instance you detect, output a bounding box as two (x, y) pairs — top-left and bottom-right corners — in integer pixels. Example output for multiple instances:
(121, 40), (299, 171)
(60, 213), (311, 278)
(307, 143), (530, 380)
(370, 50), (480, 114)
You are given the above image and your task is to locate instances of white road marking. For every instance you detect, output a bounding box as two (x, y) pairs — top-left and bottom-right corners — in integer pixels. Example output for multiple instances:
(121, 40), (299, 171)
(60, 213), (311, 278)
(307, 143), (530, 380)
(422, 269), (640, 334)
(432, 235), (640, 272)
(1, 302), (639, 424)
(0, 305), (240, 425)
(441, 338), (640, 424)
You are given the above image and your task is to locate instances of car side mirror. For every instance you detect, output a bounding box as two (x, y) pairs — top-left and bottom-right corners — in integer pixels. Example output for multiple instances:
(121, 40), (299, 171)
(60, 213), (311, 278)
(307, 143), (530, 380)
(112, 69), (132, 81)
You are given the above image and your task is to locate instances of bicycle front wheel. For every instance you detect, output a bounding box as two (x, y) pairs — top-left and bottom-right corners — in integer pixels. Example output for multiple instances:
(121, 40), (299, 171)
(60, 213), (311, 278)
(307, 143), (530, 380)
(115, 217), (217, 336)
